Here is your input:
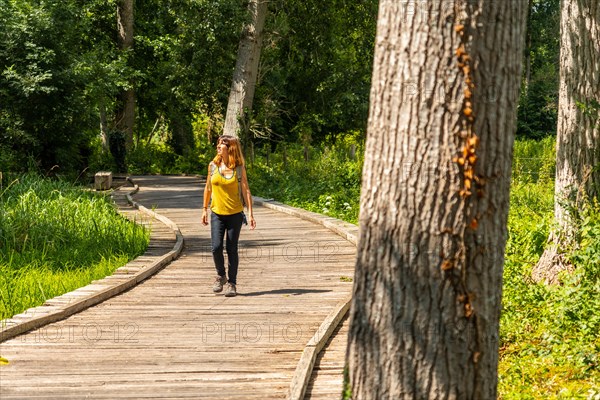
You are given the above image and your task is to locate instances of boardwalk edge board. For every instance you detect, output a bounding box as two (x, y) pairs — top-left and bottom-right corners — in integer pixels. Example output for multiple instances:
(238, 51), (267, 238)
(289, 297), (352, 400)
(253, 197), (359, 246)
(252, 196), (357, 400)
(0, 179), (183, 343)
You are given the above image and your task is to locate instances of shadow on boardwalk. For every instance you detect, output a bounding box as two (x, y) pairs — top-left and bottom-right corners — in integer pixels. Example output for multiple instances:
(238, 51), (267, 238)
(0, 175), (355, 399)
(240, 289), (331, 297)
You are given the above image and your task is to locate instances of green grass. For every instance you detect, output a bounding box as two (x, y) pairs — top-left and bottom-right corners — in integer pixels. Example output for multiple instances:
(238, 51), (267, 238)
(0, 174), (150, 320)
(499, 138), (600, 398)
(249, 135), (600, 397)
(248, 133), (363, 224)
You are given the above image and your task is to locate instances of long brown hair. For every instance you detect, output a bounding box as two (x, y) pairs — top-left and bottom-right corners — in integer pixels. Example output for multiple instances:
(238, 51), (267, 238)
(212, 135), (245, 169)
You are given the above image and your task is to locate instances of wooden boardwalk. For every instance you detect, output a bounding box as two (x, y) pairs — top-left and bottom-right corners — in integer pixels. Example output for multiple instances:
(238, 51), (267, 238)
(304, 315), (349, 400)
(0, 175), (355, 399)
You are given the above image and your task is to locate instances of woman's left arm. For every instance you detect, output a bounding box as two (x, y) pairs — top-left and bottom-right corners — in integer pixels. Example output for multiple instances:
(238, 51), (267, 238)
(241, 166), (256, 229)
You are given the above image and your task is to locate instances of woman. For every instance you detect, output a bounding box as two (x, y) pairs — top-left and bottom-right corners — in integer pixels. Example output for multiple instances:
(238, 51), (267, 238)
(202, 135), (256, 297)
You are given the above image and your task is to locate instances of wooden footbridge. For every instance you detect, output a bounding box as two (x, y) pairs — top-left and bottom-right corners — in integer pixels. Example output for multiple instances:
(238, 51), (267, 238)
(0, 176), (357, 399)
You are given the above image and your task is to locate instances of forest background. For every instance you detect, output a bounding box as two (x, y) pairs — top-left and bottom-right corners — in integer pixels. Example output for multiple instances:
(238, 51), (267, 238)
(0, 0), (557, 174)
(1, 0), (599, 397)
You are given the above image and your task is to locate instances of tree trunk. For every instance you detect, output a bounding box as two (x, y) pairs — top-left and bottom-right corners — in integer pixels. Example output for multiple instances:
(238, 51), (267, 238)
(222, 0), (268, 141)
(168, 114), (193, 155)
(116, 0), (135, 150)
(99, 98), (109, 153)
(346, 1), (527, 399)
(350, 144), (357, 161)
(523, 0), (534, 95)
(282, 143), (287, 169)
(207, 118), (213, 144)
(532, 0), (600, 284)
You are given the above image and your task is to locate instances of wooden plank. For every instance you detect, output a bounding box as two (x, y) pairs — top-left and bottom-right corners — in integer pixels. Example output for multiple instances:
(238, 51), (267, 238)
(304, 315), (349, 400)
(0, 176), (356, 399)
(289, 299), (350, 400)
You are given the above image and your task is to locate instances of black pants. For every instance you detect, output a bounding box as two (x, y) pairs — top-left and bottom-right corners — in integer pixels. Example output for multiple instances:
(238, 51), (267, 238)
(210, 212), (243, 284)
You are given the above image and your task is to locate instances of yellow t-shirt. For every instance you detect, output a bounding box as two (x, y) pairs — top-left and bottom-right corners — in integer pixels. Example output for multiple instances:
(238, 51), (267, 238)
(210, 165), (244, 215)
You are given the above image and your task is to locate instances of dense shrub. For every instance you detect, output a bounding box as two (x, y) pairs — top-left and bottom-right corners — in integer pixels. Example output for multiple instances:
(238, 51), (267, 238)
(248, 133), (363, 224)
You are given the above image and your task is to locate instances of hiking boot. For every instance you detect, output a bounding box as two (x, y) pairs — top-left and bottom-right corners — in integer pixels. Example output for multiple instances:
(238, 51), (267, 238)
(213, 275), (227, 293)
(224, 283), (237, 297)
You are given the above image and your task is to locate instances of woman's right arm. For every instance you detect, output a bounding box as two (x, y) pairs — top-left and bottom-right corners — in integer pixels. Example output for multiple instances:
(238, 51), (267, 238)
(201, 164), (212, 226)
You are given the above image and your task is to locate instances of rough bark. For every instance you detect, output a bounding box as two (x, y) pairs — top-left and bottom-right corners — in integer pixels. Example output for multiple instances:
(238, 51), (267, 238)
(116, 0), (135, 149)
(222, 0), (268, 140)
(532, 0), (600, 284)
(346, 1), (527, 399)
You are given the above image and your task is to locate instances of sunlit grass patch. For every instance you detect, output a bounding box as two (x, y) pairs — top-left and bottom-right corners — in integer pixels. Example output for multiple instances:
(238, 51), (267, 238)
(0, 174), (149, 319)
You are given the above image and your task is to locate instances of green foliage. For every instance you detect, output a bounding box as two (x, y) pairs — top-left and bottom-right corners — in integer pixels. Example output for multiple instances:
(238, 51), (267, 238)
(124, 113), (215, 174)
(0, 0), (116, 173)
(249, 132), (364, 224)
(0, 0), (248, 173)
(133, 0), (246, 154)
(0, 0), (377, 173)
(126, 141), (201, 175)
(0, 173), (149, 319)
(511, 136), (556, 184)
(517, 0), (560, 139)
(253, 0), (378, 142)
(0, 0), (563, 175)
(499, 138), (600, 397)
(108, 129), (128, 173)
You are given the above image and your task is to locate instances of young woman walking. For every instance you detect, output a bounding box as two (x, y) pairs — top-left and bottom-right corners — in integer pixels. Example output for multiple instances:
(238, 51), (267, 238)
(201, 135), (256, 297)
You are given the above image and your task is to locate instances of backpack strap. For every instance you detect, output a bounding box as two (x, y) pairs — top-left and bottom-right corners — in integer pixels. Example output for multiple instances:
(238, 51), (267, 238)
(236, 165), (246, 208)
(236, 165), (242, 183)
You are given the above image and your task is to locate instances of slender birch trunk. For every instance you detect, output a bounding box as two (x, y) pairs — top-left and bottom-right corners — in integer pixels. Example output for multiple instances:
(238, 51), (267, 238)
(222, 0), (268, 141)
(99, 98), (109, 153)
